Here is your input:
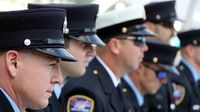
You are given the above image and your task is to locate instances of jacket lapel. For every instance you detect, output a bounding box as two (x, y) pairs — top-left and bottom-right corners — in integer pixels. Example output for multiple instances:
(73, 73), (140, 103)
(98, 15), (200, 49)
(178, 62), (200, 98)
(90, 58), (124, 112)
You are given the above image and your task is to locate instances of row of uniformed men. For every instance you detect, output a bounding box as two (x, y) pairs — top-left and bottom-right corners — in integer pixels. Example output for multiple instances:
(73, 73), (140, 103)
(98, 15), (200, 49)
(0, 1), (200, 112)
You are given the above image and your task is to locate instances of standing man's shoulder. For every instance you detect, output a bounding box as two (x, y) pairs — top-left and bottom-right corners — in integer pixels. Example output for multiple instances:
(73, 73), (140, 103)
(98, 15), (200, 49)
(61, 77), (104, 112)
(61, 58), (106, 112)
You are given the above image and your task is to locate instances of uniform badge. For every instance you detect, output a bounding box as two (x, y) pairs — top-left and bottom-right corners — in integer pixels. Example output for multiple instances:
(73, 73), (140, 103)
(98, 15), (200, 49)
(172, 83), (185, 105)
(67, 95), (94, 112)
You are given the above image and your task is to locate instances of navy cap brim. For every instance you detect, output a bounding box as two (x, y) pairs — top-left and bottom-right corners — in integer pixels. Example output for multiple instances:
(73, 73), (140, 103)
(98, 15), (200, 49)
(129, 28), (157, 37)
(35, 48), (76, 61)
(68, 34), (105, 46)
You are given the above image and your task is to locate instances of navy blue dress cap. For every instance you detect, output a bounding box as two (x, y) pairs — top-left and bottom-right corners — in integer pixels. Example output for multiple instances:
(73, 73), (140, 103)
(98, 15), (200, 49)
(144, 40), (178, 66)
(0, 8), (75, 61)
(145, 0), (178, 28)
(178, 29), (200, 47)
(28, 3), (105, 46)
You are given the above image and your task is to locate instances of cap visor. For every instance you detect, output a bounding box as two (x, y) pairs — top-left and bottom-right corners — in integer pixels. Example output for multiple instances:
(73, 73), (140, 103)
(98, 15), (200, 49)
(35, 48), (76, 61)
(69, 34), (105, 46)
(130, 28), (157, 37)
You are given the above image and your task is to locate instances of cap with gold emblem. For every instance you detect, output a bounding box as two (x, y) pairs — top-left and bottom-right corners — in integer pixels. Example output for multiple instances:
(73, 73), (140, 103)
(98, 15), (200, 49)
(28, 3), (105, 46)
(0, 8), (75, 61)
(96, 5), (156, 42)
(144, 40), (178, 66)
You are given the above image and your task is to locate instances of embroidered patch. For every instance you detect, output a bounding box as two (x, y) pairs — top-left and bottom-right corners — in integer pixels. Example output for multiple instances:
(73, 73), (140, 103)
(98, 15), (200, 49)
(67, 95), (94, 112)
(172, 83), (185, 105)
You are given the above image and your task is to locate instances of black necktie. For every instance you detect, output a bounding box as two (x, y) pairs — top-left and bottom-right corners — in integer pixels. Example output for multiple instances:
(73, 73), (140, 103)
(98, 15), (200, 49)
(117, 83), (133, 112)
(116, 84), (126, 111)
(117, 84), (123, 97)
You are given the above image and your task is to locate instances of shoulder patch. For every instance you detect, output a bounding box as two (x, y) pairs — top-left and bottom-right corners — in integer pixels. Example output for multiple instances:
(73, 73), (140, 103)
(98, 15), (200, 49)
(172, 83), (186, 105)
(67, 95), (94, 112)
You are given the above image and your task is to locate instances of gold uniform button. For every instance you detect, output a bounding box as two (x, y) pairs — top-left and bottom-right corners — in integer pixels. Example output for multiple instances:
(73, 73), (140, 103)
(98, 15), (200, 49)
(93, 70), (98, 75)
(122, 88), (128, 93)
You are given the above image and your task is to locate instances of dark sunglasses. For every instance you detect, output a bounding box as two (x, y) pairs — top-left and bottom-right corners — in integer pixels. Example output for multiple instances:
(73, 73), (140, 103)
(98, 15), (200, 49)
(143, 63), (167, 79)
(118, 36), (146, 47)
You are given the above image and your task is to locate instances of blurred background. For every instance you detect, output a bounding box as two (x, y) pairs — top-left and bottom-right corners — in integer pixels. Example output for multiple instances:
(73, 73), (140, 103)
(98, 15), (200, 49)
(0, 0), (199, 46)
